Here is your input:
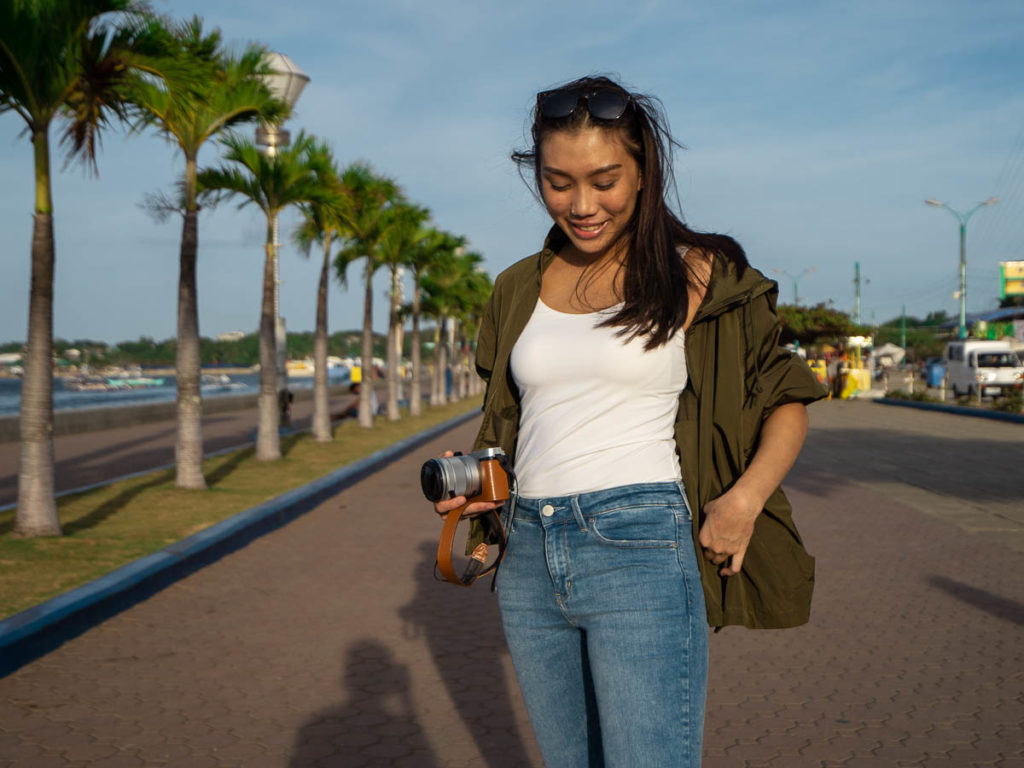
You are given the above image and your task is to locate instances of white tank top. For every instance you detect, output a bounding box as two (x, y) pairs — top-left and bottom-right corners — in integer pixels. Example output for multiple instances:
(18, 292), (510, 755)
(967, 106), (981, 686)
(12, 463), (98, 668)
(510, 297), (688, 497)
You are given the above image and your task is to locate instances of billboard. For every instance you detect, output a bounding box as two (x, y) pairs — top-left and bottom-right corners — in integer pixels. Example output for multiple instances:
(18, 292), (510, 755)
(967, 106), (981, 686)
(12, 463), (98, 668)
(1000, 261), (1024, 298)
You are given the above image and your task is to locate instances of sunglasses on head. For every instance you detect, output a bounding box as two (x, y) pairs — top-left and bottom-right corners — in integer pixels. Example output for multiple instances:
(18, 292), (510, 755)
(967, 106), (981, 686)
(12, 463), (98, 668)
(537, 86), (633, 121)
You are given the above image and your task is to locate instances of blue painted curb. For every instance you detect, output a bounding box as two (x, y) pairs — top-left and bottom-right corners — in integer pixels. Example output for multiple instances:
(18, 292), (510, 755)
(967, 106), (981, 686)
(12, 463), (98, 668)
(876, 398), (1024, 424)
(0, 408), (480, 678)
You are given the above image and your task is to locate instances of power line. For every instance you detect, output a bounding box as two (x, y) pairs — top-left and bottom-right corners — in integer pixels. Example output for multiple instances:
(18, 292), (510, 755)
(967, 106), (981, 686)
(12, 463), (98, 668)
(973, 118), (1024, 259)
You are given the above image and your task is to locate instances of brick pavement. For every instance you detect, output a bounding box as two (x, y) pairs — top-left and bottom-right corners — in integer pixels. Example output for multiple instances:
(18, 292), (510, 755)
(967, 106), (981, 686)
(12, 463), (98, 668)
(1, 400), (1022, 766)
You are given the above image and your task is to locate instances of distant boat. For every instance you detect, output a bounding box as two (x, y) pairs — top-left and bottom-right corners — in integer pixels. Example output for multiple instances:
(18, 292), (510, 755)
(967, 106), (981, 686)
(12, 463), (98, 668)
(201, 374), (246, 392)
(63, 375), (114, 392)
(286, 359), (315, 377)
(105, 377), (165, 389)
(285, 358), (351, 381)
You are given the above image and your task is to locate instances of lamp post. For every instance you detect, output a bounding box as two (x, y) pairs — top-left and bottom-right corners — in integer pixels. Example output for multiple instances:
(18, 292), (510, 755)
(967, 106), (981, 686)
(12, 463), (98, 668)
(256, 52), (310, 424)
(924, 197), (999, 340)
(773, 267), (816, 304)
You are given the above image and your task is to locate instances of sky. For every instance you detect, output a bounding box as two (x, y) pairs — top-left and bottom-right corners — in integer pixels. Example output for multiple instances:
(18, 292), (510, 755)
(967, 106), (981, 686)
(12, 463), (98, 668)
(1, 0), (1023, 346)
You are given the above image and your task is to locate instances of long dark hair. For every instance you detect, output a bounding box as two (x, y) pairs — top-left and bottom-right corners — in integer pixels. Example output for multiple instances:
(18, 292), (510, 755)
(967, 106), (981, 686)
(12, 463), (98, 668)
(512, 75), (748, 349)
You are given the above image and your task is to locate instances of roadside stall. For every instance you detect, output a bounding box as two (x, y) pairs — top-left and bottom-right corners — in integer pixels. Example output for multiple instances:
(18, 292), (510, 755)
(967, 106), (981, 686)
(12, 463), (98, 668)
(839, 336), (873, 399)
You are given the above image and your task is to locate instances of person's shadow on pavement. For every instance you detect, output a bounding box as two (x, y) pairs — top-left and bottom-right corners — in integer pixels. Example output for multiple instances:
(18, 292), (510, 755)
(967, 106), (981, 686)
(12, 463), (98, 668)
(397, 540), (538, 768)
(288, 639), (441, 768)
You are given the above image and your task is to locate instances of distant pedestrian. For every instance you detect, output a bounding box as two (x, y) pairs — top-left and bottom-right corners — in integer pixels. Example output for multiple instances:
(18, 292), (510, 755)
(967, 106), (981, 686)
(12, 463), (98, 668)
(336, 381), (380, 420)
(277, 388), (293, 426)
(429, 75), (827, 766)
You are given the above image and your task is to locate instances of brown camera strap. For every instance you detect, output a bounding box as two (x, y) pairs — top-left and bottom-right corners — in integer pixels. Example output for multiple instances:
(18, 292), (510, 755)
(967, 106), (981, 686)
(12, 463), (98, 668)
(436, 508), (506, 588)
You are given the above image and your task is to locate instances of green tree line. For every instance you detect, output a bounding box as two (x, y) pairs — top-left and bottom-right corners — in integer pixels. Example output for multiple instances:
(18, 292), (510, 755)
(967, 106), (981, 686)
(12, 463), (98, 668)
(11, 331), (437, 367)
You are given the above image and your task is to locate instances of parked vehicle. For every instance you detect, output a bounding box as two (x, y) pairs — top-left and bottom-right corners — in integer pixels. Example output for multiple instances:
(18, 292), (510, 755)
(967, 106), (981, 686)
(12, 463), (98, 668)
(944, 340), (1024, 398)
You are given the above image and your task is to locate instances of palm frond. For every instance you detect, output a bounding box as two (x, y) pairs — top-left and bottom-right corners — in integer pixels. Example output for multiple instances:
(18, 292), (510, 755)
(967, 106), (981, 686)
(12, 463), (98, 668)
(333, 242), (362, 289)
(197, 164), (265, 213)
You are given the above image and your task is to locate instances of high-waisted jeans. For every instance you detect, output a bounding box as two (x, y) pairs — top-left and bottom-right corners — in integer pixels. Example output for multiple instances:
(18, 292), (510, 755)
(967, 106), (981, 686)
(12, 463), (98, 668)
(497, 480), (708, 768)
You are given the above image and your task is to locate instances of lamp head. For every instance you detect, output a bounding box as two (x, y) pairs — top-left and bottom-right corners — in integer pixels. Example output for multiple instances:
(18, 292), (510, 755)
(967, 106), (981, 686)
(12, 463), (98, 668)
(255, 51), (310, 153)
(261, 51), (310, 110)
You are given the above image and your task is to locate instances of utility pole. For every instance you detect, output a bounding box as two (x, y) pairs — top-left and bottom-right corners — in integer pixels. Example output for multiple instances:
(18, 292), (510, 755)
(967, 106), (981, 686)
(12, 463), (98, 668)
(924, 197), (999, 340)
(854, 262), (862, 325)
(773, 267), (816, 304)
(900, 305), (906, 369)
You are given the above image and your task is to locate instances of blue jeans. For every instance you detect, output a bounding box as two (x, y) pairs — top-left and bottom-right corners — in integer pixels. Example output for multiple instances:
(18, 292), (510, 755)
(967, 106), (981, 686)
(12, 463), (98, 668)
(497, 481), (708, 768)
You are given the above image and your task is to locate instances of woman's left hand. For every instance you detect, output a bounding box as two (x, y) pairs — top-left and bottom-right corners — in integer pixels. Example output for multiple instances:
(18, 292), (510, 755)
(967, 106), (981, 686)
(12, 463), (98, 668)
(698, 486), (762, 577)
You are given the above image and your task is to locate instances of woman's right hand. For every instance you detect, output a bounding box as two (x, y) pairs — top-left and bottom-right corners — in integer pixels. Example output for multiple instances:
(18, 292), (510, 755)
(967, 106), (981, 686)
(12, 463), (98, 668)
(432, 450), (504, 519)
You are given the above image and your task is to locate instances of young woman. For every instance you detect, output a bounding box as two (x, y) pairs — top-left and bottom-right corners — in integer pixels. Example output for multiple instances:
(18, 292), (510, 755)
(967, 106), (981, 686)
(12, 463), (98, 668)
(433, 75), (826, 767)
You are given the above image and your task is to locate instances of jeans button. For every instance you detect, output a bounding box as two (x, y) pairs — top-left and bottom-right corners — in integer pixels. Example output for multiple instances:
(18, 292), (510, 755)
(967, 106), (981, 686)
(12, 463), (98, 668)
(541, 504), (554, 517)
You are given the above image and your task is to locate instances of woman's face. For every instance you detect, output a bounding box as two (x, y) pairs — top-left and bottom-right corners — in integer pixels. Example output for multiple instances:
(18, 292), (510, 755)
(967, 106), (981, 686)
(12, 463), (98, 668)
(539, 126), (641, 261)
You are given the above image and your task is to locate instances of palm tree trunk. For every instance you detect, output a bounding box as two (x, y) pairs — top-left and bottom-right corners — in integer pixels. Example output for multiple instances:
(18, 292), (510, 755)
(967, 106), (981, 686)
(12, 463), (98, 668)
(312, 234), (332, 442)
(456, 326), (468, 400)
(359, 255), (375, 428)
(15, 127), (60, 537)
(386, 265), (400, 421)
(430, 321), (440, 406)
(410, 277), (422, 417)
(433, 317), (448, 406)
(257, 221), (281, 460)
(175, 155), (206, 489)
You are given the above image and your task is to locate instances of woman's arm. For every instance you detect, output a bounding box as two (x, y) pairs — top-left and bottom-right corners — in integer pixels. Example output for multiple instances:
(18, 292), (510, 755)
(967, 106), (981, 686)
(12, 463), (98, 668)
(697, 401), (809, 576)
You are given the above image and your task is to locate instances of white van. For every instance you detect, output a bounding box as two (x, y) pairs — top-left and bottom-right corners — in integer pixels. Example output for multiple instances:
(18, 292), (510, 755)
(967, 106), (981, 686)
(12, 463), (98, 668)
(944, 340), (1024, 397)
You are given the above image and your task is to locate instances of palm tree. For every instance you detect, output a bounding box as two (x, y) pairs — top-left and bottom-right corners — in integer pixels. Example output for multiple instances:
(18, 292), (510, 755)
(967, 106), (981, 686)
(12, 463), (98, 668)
(451, 251), (490, 400)
(199, 130), (335, 460)
(453, 265), (493, 398)
(377, 202), (429, 420)
(330, 163), (400, 428)
(292, 139), (353, 442)
(404, 228), (465, 416)
(421, 249), (483, 406)
(133, 17), (285, 487)
(0, 0), (156, 536)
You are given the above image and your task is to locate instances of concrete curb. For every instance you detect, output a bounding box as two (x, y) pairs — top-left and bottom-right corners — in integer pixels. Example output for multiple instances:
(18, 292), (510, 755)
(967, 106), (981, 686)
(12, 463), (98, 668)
(876, 397), (1024, 424)
(0, 408), (480, 678)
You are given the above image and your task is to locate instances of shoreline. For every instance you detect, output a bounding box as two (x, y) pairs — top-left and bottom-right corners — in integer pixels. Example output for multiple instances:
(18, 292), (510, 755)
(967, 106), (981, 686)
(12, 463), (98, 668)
(0, 382), (352, 443)
(0, 366), (258, 380)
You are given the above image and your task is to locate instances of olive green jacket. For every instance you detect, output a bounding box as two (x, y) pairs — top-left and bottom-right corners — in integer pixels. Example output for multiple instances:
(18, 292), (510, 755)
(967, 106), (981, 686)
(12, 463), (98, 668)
(472, 229), (828, 629)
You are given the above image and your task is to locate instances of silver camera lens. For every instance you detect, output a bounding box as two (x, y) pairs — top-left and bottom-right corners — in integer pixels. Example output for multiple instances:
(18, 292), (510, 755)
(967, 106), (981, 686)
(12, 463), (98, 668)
(420, 454), (482, 502)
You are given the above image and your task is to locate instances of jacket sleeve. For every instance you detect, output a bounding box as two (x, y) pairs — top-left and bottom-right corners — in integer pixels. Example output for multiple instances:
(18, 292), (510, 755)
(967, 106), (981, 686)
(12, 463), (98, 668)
(751, 290), (828, 419)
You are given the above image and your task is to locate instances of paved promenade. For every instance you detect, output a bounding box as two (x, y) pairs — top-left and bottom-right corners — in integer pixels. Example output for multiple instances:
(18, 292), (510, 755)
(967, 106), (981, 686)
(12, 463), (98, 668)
(1, 400), (1022, 766)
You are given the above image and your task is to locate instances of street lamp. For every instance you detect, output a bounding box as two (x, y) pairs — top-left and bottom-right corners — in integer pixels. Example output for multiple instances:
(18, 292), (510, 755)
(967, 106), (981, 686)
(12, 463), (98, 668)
(924, 197), (999, 340)
(773, 267), (816, 305)
(255, 52), (310, 422)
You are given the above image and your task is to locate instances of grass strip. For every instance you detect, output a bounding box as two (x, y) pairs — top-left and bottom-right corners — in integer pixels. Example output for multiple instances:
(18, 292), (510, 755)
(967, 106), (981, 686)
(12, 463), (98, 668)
(0, 399), (481, 619)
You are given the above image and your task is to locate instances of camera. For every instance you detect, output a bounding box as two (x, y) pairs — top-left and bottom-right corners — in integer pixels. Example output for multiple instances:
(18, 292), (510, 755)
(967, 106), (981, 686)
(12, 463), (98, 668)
(422, 447), (512, 587)
(420, 447), (510, 507)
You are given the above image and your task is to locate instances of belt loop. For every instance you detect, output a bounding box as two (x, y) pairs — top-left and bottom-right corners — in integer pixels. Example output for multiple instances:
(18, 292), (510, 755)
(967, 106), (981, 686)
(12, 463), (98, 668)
(675, 479), (695, 518)
(503, 491), (518, 534)
(570, 495), (587, 531)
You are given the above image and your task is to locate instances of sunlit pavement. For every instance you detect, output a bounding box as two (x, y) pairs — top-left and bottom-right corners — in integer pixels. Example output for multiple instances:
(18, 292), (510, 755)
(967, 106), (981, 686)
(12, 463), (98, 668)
(0, 400), (1021, 767)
